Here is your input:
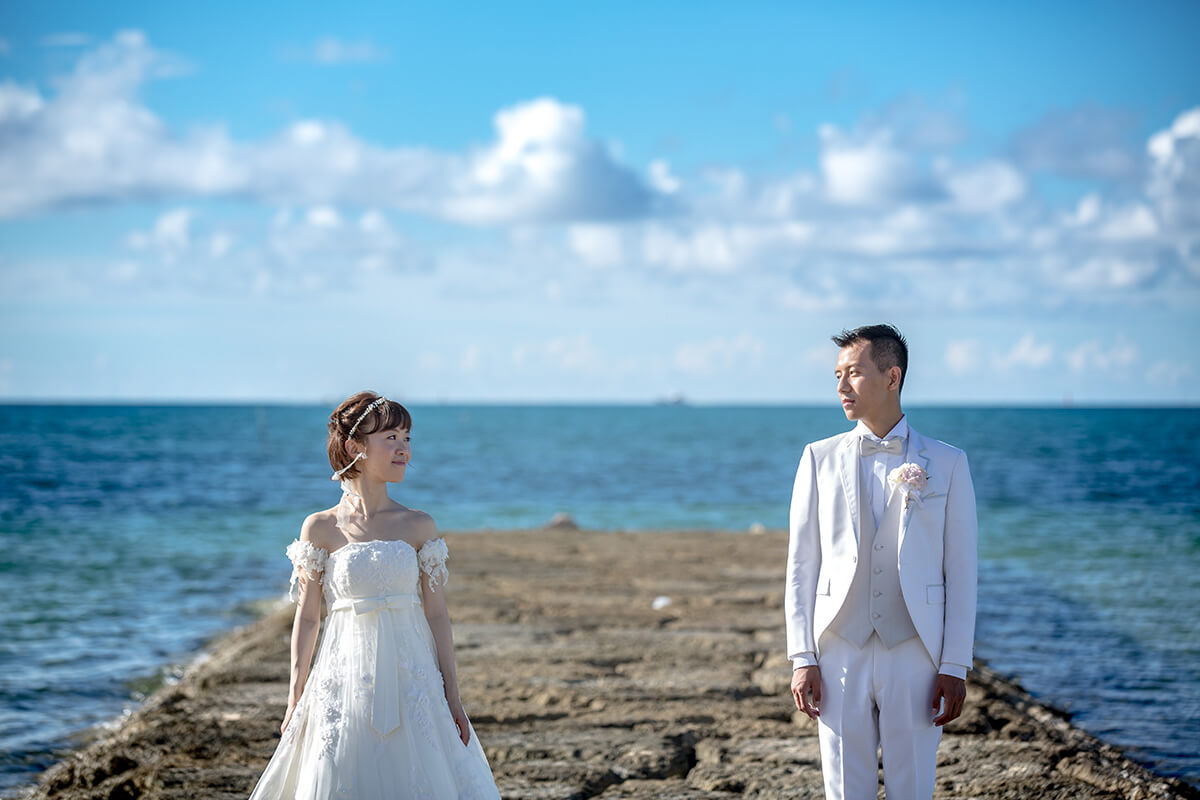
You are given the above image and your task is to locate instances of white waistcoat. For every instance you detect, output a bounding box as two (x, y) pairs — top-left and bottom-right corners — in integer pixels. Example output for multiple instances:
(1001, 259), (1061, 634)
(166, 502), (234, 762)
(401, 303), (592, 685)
(827, 473), (919, 649)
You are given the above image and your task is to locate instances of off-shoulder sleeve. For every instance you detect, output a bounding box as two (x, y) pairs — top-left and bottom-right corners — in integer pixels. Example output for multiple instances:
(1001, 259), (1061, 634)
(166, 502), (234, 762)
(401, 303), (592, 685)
(286, 539), (329, 602)
(417, 537), (449, 591)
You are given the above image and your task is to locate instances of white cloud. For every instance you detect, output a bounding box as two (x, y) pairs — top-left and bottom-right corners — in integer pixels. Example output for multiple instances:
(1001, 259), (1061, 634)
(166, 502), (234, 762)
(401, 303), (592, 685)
(1097, 204), (1158, 240)
(544, 335), (600, 370)
(996, 333), (1054, 370)
(1010, 107), (1142, 181)
(819, 125), (926, 206)
(1068, 194), (1102, 227)
(309, 37), (389, 64)
(509, 335), (604, 373)
(1145, 360), (1193, 388)
(939, 160), (1026, 213)
(4, 31), (1199, 321)
(208, 231), (234, 258)
(0, 80), (44, 121)
(673, 333), (765, 374)
(1057, 257), (1157, 290)
(126, 207), (192, 262)
(460, 345), (482, 372)
(648, 159), (681, 194)
(1067, 338), (1138, 373)
(264, 204), (412, 279)
(567, 224), (624, 266)
(0, 35), (654, 224)
(307, 205), (342, 229)
(107, 260), (139, 282)
(446, 97), (652, 224)
(1147, 106), (1200, 232)
(945, 340), (981, 374)
(40, 33), (92, 48)
(641, 221), (813, 273)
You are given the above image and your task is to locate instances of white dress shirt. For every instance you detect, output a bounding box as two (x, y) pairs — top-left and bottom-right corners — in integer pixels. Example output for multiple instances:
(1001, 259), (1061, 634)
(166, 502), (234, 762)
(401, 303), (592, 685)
(856, 415), (909, 527)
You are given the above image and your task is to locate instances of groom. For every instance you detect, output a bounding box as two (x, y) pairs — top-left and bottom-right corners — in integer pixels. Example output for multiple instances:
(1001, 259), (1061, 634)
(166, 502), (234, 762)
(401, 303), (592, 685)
(785, 324), (977, 799)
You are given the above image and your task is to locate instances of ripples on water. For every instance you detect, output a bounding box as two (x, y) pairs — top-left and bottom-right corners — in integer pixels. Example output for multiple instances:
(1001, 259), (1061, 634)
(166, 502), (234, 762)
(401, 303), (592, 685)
(0, 404), (1197, 792)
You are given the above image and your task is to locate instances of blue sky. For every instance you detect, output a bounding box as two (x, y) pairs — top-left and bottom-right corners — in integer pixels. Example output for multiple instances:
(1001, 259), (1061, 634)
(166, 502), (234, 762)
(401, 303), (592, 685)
(1, 2), (1198, 403)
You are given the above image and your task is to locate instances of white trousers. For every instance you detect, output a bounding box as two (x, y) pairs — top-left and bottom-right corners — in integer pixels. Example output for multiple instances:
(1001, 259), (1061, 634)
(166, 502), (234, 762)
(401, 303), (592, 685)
(816, 631), (942, 800)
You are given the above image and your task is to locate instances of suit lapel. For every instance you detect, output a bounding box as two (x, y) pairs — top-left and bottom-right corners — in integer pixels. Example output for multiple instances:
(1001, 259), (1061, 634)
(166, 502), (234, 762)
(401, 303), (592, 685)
(896, 425), (931, 551)
(838, 433), (861, 546)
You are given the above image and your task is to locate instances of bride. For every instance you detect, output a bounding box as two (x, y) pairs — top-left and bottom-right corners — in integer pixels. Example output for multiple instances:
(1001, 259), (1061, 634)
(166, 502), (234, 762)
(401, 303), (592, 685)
(248, 392), (500, 799)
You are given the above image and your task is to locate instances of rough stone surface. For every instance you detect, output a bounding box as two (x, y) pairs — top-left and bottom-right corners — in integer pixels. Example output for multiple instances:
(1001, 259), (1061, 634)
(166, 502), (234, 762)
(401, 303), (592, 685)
(18, 530), (1200, 799)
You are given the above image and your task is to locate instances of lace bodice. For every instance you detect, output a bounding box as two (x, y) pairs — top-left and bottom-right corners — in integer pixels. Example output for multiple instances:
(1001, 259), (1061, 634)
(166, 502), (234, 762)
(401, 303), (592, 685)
(287, 538), (449, 604)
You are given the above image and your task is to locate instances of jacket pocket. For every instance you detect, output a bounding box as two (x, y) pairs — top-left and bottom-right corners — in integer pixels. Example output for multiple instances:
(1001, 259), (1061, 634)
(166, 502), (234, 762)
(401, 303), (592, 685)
(926, 583), (945, 604)
(817, 577), (832, 596)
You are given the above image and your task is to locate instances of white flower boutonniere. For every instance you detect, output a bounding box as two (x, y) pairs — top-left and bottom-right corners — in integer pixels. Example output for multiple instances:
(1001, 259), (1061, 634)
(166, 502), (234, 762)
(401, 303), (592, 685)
(888, 462), (929, 510)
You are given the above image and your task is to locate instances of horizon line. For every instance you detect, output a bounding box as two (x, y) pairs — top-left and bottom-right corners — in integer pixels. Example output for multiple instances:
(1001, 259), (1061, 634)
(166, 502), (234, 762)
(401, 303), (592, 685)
(0, 398), (1196, 410)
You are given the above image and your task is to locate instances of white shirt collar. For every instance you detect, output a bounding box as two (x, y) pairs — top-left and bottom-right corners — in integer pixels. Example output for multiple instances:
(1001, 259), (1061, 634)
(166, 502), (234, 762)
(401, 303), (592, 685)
(854, 414), (908, 442)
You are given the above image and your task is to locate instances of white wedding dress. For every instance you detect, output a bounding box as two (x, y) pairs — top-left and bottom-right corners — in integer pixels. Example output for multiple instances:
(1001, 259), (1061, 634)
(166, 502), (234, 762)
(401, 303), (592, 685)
(247, 535), (500, 799)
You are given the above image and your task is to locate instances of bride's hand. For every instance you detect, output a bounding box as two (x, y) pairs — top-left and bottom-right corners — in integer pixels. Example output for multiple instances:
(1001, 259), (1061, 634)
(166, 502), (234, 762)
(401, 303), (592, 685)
(280, 703), (296, 735)
(450, 702), (471, 746)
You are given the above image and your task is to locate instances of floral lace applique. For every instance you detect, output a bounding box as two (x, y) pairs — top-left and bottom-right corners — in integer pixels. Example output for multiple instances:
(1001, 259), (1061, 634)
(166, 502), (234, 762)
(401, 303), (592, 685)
(407, 680), (438, 747)
(417, 537), (450, 591)
(313, 659), (347, 760)
(286, 539), (329, 602)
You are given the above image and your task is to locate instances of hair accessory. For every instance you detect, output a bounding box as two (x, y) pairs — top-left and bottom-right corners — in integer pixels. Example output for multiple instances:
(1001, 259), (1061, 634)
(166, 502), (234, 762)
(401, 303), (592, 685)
(331, 451), (366, 480)
(347, 396), (389, 439)
(334, 480), (367, 536)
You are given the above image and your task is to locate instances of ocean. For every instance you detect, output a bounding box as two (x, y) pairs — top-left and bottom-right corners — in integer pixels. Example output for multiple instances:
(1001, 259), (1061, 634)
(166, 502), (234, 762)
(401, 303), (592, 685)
(0, 404), (1197, 793)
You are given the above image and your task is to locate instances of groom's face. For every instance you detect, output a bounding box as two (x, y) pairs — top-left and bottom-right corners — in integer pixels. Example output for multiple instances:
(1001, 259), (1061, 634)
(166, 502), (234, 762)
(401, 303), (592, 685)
(835, 341), (891, 422)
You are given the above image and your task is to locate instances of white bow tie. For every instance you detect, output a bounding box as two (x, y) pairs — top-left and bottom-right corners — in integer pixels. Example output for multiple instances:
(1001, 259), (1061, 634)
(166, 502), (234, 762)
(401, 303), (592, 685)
(860, 436), (903, 456)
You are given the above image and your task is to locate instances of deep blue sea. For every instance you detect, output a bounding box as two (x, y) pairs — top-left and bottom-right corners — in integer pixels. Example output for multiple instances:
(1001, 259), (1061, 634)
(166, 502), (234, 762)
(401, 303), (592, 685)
(1, 404), (1198, 794)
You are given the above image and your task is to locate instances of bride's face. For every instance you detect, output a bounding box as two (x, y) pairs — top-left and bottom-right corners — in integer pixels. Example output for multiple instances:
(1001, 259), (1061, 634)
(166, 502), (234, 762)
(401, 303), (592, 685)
(358, 427), (411, 483)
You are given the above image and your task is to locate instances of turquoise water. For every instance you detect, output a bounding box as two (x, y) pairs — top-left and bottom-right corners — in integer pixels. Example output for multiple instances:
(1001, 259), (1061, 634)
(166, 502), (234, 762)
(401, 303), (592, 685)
(0, 404), (1197, 792)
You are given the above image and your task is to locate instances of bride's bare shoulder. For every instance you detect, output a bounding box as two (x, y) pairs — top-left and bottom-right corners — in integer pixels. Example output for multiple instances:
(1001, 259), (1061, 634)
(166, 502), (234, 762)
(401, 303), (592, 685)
(300, 507), (342, 550)
(393, 507), (437, 549)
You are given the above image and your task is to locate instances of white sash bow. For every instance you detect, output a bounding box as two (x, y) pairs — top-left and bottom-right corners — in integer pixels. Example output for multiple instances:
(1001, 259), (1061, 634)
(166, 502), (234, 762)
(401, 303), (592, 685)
(331, 593), (421, 735)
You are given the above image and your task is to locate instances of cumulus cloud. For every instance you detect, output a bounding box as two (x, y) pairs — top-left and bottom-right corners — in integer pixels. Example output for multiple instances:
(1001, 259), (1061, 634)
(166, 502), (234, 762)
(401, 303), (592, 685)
(126, 207), (192, 261)
(290, 37), (390, 64)
(4, 31), (1199, 319)
(446, 98), (653, 223)
(40, 33), (92, 48)
(819, 124), (937, 206)
(0, 33), (655, 224)
(1067, 338), (1138, 373)
(1148, 107), (1200, 233)
(1010, 106), (1142, 182)
(648, 159), (681, 194)
(1145, 360), (1193, 388)
(567, 224), (625, 266)
(673, 333), (765, 374)
(945, 340), (981, 374)
(996, 333), (1054, 370)
(265, 206), (413, 277)
(937, 160), (1026, 213)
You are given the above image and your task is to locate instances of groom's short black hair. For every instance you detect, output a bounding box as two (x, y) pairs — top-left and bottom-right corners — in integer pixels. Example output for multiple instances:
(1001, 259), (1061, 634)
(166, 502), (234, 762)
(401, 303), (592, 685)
(832, 324), (909, 393)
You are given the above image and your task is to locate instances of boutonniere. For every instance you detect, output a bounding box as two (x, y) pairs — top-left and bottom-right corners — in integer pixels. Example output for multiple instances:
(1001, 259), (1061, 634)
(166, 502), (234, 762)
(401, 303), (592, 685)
(888, 463), (929, 510)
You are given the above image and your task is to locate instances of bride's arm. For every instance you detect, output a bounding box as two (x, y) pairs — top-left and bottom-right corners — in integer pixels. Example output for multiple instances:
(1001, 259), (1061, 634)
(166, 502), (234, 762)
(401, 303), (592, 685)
(416, 517), (471, 745)
(287, 573), (322, 706)
(282, 517), (326, 732)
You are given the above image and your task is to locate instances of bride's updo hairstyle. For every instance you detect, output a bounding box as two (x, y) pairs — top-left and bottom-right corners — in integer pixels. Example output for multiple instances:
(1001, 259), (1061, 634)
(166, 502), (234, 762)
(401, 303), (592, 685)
(327, 391), (413, 480)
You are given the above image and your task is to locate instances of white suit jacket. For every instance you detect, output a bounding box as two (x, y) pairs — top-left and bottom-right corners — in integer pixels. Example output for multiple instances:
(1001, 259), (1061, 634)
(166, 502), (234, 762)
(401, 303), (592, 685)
(784, 425), (978, 677)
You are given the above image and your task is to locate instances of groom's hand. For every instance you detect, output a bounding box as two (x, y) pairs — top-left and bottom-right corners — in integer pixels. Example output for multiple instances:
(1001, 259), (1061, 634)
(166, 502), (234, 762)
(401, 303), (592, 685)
(791, 666), (821, 720)
(932, 674), (966, 726)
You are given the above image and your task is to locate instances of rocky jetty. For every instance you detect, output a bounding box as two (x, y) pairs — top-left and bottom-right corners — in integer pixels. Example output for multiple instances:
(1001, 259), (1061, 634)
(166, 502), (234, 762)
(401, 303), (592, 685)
(21, 530), (1199, 799)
